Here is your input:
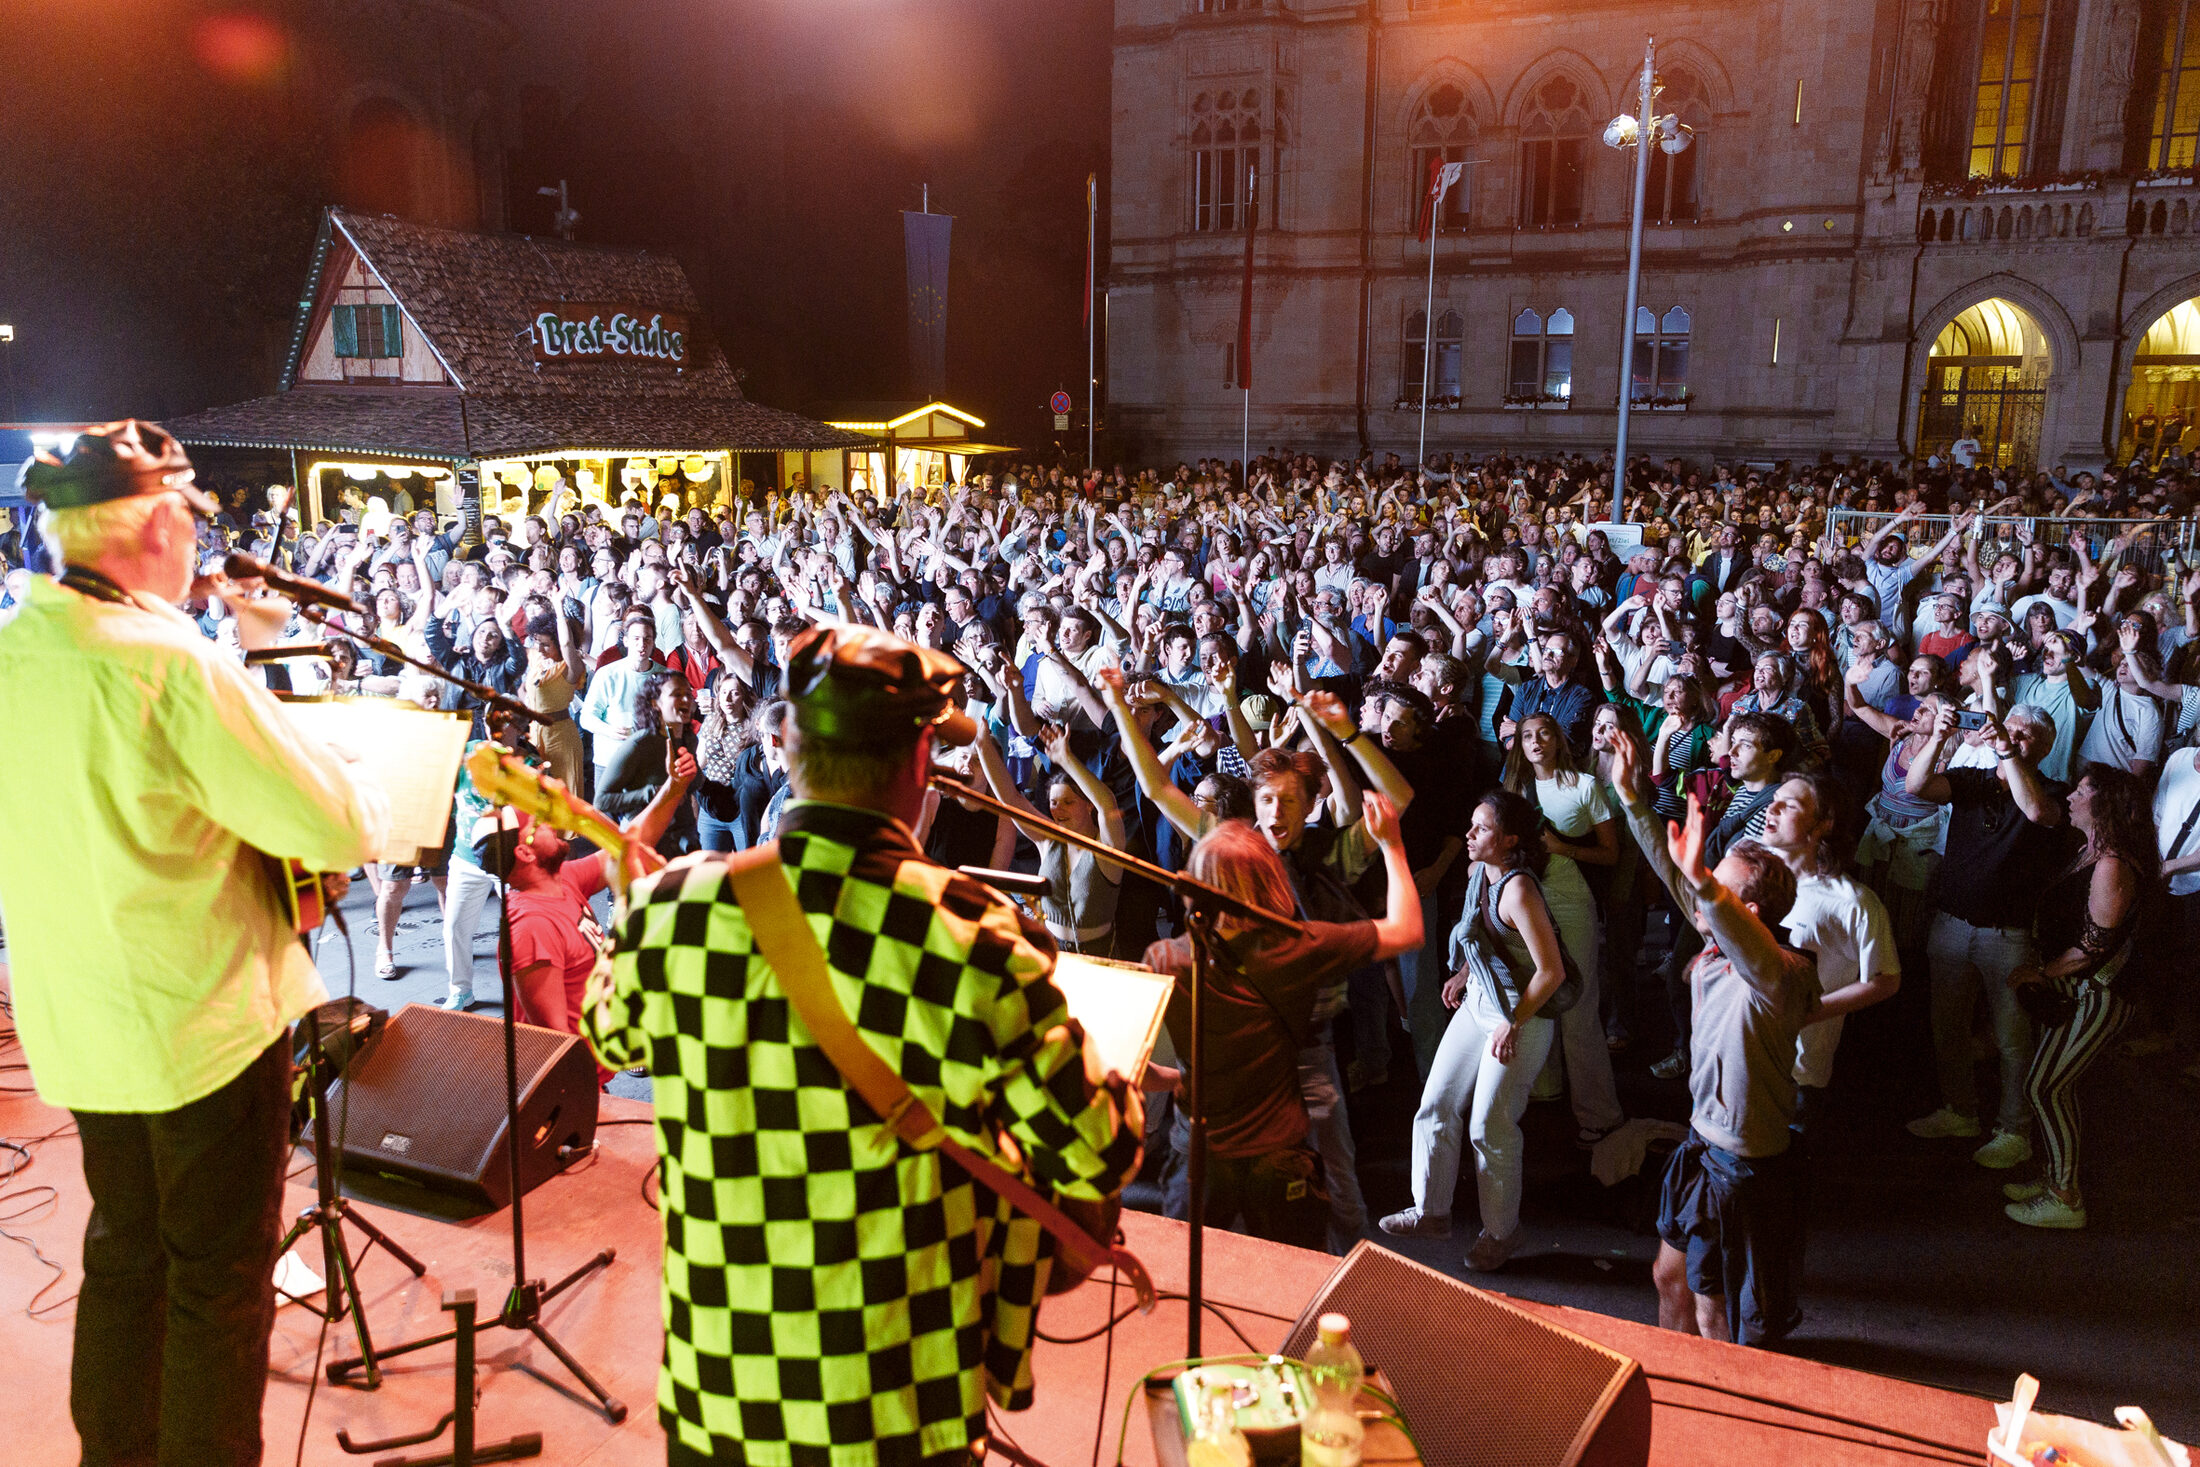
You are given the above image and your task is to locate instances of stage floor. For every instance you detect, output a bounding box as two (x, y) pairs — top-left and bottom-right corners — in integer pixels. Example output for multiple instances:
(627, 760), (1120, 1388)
(0, 1083), (2008, 1467)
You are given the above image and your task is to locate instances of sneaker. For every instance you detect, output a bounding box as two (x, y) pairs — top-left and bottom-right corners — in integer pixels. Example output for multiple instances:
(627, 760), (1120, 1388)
(2002, 1180), (2047, 1203)
(1973, 1130), (2033, 1169)
(2005, 1191), (2086, 1230)
(1377, 1207), (1451, 1239)
(1463, 1229), (1520, 1272)
(1905, 1107), (1982, 1140)
(436, 992), (475, 1012)
(1649, 1047), (1689, 1081)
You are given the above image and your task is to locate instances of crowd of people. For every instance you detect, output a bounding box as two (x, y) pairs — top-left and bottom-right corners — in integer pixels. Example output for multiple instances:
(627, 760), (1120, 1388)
(8, 440), (2199, 1348)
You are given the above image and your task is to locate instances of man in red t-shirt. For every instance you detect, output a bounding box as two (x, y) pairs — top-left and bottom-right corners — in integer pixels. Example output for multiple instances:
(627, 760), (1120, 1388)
(484, 749), (695, 1078)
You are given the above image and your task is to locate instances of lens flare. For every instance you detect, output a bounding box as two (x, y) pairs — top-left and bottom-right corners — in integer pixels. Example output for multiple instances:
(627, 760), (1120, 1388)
(190, 12), (291, 87)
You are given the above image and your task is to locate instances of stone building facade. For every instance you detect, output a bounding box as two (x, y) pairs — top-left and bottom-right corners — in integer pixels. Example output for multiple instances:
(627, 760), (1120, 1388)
(1106, 0), (2200, 472)
(310, 0), (514, 232)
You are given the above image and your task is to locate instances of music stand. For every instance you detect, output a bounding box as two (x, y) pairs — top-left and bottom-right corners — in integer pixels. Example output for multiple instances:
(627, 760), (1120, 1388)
(291, 607), (626, 1426)
(279, 1000), (426, 1389)
(929, 771), (1302, 1357)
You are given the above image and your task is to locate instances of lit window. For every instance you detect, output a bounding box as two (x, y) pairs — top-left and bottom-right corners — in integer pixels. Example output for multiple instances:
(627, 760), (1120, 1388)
(2148, 0), (2200, 171)
(1508, 307), (1574, 399)
(1968, 0), (2054, 178)
(1403, 308), (1464, 403)
(1631, 306), (1692, 403)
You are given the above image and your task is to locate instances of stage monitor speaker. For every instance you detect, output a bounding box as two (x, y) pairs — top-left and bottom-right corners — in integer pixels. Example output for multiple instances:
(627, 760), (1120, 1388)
(312, 1002), (599, 1211)
(1282, 1243), (1651, 1467)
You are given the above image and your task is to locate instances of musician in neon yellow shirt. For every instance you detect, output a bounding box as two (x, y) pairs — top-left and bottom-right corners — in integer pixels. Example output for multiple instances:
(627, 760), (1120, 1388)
(0, 423), (388, 1465)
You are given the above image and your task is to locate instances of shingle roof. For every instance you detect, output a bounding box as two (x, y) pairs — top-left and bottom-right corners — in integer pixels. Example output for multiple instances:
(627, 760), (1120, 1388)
(164, 388), (871, 458)
(163, 209), (871, 459)
(325, 210), (736, 397)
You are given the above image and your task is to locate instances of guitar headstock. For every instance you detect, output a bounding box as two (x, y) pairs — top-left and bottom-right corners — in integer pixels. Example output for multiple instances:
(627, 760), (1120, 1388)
(464, 744), (618, 849)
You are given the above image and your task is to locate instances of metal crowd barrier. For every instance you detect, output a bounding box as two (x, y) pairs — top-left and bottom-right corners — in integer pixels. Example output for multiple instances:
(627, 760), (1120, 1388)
(1823, 509), (2200, 579)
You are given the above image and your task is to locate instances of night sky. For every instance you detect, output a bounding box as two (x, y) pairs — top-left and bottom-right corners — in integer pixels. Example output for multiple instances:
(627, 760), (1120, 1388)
(0, 0), (1112, 452)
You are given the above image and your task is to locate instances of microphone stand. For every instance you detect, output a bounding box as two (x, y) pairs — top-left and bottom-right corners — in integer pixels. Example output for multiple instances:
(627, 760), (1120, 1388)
(929, 770), (1302, 1358)
(273, 601), (626, 1428)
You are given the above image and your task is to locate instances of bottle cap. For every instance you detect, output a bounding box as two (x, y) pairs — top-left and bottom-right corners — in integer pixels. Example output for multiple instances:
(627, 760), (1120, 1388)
(1317, 1312), (1351, 1342)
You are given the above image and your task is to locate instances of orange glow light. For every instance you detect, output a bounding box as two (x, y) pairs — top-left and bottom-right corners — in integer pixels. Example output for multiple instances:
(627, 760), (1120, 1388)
(190, 12), (292, 87)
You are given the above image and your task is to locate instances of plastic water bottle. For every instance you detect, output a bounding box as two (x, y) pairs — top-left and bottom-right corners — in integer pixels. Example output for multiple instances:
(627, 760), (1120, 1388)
(1300, 1312), (1366, 1467)
(1187, 1378), (1252, 1467)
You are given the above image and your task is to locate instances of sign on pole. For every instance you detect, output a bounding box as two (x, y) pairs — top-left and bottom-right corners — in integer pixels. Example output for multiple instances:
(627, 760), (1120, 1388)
(1049, 390), (1073, 415)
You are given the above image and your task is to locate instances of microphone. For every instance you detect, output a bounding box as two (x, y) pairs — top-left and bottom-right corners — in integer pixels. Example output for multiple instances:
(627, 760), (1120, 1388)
(223, 552), (368, 616)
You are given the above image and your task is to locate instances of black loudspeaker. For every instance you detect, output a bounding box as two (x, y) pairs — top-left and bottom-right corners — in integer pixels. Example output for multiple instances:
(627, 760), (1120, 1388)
(1283, 1244), (1652, 1467)
(312, 1002), (600, 1210)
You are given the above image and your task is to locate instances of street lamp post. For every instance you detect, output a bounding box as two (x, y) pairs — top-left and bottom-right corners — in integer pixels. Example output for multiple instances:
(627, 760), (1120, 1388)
(1603, 38), (1692, 524)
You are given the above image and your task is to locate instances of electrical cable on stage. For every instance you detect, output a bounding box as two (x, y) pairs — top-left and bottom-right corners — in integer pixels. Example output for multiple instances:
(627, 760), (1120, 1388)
(1089, 1259), (1119, 1467)
(0, 1118), (84, 1318)
(1642, 1371), (1980, 1459)
(1645, 1394), (1977, 1464)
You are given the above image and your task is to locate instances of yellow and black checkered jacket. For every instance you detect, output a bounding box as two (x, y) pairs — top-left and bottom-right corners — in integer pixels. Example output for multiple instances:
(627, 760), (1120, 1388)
(584, 799), (1141, 1467)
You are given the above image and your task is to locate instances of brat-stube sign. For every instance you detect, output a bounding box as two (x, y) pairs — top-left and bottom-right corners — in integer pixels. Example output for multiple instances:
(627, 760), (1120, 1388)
(531, 303), (690, 365)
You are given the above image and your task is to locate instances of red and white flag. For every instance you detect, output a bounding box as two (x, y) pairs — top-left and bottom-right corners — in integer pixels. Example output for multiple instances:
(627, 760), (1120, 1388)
(1416, 159), (1467, 242)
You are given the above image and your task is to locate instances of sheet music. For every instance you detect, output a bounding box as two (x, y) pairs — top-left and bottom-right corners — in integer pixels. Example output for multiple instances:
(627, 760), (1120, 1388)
(279, 698), (470, 860)
(1050, 952), (1172, 1085)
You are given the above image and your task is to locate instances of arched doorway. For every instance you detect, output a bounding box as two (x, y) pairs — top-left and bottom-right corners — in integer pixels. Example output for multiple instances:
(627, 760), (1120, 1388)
(1917, 299), (2051, 470)
(2119, 299), (2200, 467)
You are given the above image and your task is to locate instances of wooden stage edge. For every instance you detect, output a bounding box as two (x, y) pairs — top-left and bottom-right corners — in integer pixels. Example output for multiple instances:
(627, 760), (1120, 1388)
(0, 1089), (1999, 1466)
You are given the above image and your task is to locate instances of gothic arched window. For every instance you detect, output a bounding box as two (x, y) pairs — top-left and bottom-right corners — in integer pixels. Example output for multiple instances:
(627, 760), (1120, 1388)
(1408, 82), (1478, 230)
(1646, 69), (1709, 222)
(1191, 90), (1272, 231)
(1517, 74), (1592, 226)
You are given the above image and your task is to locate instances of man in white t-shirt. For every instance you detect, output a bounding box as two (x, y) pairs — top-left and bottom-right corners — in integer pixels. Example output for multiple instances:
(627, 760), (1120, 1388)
(2075, 651), (2165, 778)
(2011, 563), (2080, 630)
(1757, 773), (1902, 1132)
(1951, 428), (1985, 468)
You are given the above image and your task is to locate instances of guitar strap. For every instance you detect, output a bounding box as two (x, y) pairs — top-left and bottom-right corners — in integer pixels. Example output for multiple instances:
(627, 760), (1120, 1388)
(723, 844), (1154, 1309)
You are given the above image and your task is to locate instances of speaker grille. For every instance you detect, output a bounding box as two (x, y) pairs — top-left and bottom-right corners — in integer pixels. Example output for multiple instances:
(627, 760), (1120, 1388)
(321, 1003), (586, 1201)
(1282, 1244), (1639, 1467)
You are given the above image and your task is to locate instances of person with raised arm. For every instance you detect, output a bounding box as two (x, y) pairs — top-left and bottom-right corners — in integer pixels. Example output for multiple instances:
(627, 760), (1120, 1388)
(968, 721), (1129, 957)
(1602, 747), (1818, 1346)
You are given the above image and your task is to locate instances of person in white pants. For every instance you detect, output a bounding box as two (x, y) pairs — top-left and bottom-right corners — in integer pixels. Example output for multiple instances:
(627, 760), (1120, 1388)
(441, 711), (530, 1011)
(1381, 788), (1574, 1273)
(441, 847), (500, 1010)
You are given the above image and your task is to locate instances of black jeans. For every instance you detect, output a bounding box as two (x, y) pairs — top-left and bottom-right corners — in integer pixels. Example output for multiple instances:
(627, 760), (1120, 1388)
(1162, 1138), (1331, 1251)
(71, 1036), (293, 1467)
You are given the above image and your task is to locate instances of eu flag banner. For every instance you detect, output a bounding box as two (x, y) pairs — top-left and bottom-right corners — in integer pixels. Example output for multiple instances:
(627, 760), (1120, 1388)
(903, 209), (953, 398)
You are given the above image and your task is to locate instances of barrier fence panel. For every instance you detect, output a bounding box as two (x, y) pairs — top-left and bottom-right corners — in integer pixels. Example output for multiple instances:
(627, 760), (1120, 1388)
(1823, 510), (2200, 580)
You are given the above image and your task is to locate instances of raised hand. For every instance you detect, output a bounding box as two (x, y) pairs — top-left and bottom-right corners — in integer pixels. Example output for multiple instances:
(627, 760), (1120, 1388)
(1665, 793), (1712, 894)
(1362, 791), (1401, 846)
(1301, 689), (1353, 740)
(1606, 726), (1642, 800)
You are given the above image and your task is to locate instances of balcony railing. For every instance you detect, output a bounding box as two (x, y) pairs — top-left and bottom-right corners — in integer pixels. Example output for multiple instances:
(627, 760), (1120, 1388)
(1915, 171), (2200, 245)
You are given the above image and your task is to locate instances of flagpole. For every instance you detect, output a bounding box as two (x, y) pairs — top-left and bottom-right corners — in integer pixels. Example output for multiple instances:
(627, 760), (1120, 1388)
(1613, 38), (1655, 525)
(1086, 173), (1097, 471)
(1418, 211), (1438, 473)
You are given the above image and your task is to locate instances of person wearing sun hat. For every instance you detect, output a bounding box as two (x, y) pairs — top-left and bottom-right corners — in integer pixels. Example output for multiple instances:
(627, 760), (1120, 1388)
(582, 622), (1142, 1467)
(0, 420), (390, 1465)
